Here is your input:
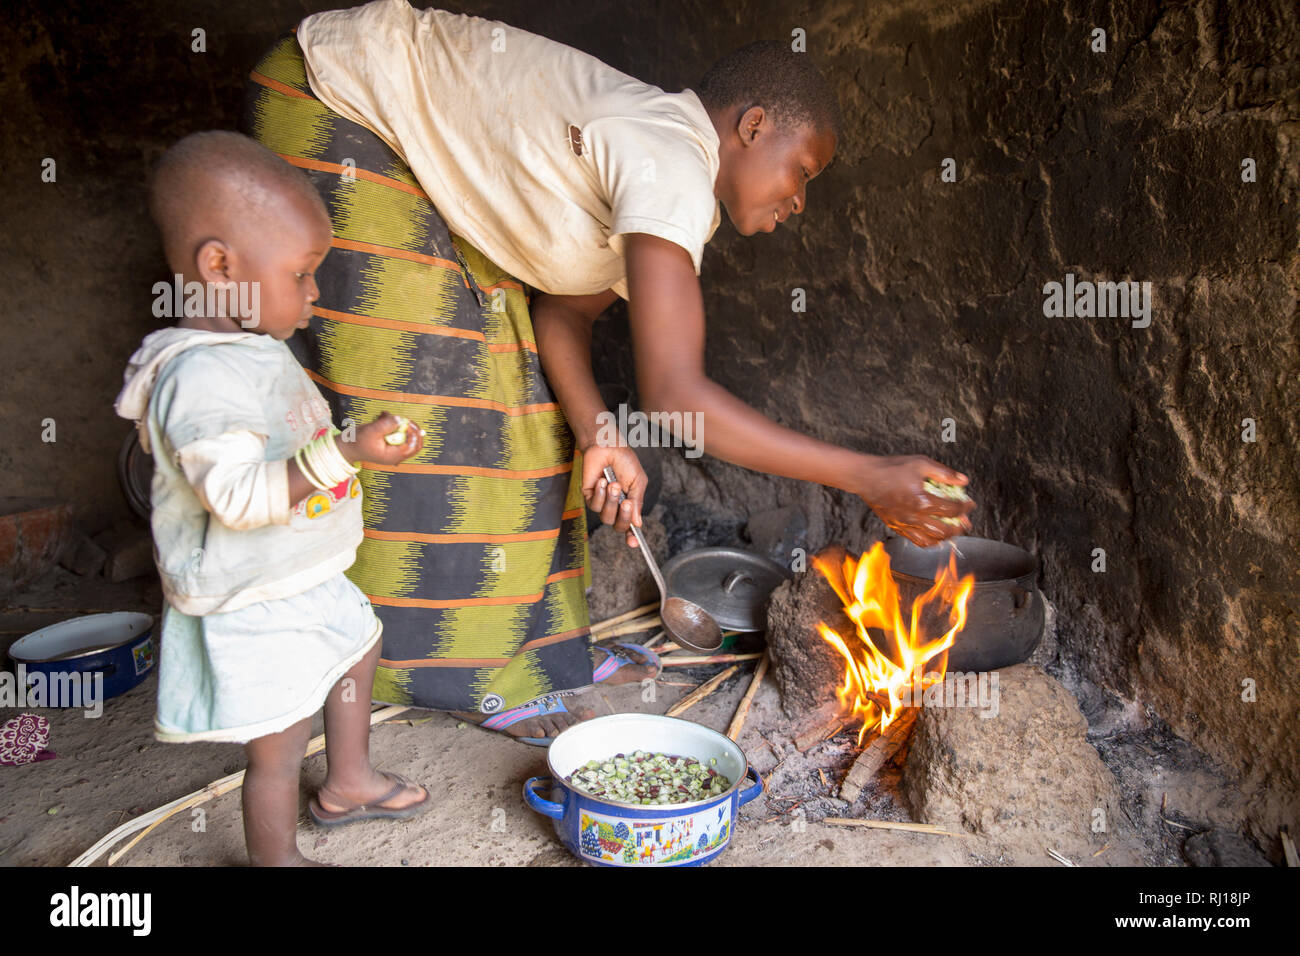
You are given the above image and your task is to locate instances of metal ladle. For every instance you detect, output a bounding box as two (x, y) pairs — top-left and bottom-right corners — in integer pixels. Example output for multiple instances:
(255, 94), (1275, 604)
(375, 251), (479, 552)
(603, 466), (723, 653)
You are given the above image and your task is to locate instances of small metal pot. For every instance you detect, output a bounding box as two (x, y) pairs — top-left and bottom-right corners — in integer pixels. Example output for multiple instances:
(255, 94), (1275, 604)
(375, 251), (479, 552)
(523, 714), (763, 867)
(8, 612), (156, 704)
(883, 535), (1044, 672)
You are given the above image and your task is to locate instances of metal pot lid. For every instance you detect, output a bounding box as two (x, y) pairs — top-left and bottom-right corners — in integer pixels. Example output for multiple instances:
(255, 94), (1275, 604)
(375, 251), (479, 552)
(660, 547), (792, 632)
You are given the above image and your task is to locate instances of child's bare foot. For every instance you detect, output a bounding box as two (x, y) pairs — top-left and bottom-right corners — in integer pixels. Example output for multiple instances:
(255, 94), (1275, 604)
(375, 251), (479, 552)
(451, 693), (598, 742)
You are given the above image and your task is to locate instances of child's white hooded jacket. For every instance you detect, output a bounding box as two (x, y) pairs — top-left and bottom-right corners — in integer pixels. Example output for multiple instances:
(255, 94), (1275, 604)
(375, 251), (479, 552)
(115, 327), (363, 615)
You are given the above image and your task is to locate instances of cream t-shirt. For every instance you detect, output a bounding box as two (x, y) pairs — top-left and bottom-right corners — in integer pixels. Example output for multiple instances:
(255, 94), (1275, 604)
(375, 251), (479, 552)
(297, 0), (722, 298)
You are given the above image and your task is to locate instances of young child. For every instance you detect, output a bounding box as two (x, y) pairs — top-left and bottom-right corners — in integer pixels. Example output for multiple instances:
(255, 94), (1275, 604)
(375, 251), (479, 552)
(115, 130), (430, 866)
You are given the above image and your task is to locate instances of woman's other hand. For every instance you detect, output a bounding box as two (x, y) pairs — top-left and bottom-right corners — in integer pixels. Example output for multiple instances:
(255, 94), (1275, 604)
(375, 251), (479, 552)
(580, 444), (646, 547)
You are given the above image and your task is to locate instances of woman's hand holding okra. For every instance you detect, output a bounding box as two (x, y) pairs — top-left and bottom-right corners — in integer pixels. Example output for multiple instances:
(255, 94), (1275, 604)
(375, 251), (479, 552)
(855, 454), (975, 548)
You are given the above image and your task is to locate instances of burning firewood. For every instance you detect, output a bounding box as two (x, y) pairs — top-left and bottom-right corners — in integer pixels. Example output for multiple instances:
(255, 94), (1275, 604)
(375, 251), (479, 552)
(838, 708), (919, 803)
(813, 543), (974, 746)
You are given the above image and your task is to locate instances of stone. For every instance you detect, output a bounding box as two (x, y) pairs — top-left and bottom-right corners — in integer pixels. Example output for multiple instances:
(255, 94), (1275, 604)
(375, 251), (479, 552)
(765, 546), (856, 717)
(901, 665), (1130, 861)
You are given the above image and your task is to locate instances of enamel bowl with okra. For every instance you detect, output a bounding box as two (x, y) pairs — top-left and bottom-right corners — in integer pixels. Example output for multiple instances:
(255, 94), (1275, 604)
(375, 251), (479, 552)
(524, 714), (763, 867)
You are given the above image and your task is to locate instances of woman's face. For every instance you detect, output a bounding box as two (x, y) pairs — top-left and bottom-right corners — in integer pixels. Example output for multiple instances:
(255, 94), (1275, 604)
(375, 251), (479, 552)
(716, 108), (836, 236)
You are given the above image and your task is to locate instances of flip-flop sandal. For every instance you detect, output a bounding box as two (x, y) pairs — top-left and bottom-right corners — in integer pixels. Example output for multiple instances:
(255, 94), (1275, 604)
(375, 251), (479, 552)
(591, 642), (662, 685)
(478, 693), (578, 747)
(308, 771), (430, 828)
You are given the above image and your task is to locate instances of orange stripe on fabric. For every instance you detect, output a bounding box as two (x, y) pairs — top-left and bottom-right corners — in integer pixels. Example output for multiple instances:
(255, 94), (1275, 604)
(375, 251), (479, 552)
(481, 279), (526, 294)
(368, 566), (585, 610)
(365, 527), (562, 544)
(249, 70), (312, 101)
(305, 369), (558, 416)
(326, 239), (526, 304)
(379, 656), (511, 667)
(278, 154), (431, 200)
(331, 237), (461, 271)
(311, 305), (538, 353)
(518, 626), (591, 653)
(360, 506), (581, 545)
(312, 306), (481, 340)
(379, 625), (590, 668)
(361, 461), (571, 479)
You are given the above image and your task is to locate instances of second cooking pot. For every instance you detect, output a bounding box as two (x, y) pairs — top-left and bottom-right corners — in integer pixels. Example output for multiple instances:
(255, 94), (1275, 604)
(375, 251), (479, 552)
(883, 535), (1044, 671)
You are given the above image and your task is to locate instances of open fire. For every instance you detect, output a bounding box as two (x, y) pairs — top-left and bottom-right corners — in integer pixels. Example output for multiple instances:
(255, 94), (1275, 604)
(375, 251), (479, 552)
(814, 543), (976, 744)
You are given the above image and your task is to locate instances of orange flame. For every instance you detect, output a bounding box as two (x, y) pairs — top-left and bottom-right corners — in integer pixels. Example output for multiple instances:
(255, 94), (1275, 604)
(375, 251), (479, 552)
(815, 543), (975, 745)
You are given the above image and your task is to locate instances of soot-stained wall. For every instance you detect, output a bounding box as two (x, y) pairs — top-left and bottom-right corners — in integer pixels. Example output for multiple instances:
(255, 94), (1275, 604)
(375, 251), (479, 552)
(589, 0), (1299, 840)
(2, 0), (1296, 836)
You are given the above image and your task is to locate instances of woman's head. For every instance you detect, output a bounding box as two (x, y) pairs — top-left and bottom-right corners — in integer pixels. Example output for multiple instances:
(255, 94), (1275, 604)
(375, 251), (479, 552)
(696, 41), (841, 236)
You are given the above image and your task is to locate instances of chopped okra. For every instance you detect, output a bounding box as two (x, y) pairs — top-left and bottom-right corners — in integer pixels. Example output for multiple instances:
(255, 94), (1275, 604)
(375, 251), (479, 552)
(566, 750), (732, 805)
(923, 479), (971, 527)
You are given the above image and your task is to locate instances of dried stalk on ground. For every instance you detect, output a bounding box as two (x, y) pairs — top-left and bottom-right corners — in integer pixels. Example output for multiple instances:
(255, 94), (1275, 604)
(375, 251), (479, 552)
(592, 616), (661, 641)
(664, 665), (741, 717)
(590, 602), (657, 635)
(660, 653), (762, 667)
(726, 653), (769, 741)
(822, 818), (962, 837)
(794, 713), (845, 752)
(70, 704), (411, 867)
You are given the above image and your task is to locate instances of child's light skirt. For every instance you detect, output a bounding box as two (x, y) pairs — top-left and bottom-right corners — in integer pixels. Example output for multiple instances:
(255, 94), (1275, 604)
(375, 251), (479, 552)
(154, 572), (382, 744)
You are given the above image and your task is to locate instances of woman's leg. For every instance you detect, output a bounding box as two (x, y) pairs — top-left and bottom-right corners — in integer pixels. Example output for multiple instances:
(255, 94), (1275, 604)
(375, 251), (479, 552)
(243, 717), (314, 866)
(317, 639), (427, 812)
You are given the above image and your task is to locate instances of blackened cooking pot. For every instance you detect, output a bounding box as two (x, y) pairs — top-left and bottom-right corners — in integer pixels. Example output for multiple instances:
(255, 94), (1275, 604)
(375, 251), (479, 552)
(882, 535), (1044, 672)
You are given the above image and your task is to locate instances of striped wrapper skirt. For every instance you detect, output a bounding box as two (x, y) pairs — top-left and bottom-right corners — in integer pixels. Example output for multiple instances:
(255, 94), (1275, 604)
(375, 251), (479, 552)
(241, 34), (594, 717)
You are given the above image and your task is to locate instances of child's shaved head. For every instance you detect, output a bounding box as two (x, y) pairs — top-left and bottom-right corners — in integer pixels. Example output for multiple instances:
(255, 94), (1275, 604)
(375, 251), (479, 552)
(149, 130), (328, 274)
(697, 41), (842, 140)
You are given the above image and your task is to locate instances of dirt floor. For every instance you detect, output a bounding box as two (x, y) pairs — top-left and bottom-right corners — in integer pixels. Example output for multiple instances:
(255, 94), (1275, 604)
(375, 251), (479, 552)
(0, 566), (1231, 868)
